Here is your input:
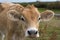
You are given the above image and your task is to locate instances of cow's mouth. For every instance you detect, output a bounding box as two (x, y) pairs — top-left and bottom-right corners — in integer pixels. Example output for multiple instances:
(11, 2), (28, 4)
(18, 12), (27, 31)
(26, 34), (39, 38)
(25, 33), (39, 38)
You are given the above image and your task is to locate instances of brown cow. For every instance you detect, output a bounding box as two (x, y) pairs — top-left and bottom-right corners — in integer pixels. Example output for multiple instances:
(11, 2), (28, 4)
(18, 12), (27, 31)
(0, 3), (54, 40)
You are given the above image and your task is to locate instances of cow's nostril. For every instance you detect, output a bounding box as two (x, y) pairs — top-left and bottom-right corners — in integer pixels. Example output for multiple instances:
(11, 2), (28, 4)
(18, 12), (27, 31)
(28, 30), (38, 35)
(28, 31), (31, 35)
(35, 31), (38, 34)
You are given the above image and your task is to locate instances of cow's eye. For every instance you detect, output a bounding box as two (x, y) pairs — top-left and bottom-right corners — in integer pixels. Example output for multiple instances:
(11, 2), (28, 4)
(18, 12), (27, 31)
(38, 16), (41, 21)
(38, 17), (41, 20)
(20, 16), (25, 21)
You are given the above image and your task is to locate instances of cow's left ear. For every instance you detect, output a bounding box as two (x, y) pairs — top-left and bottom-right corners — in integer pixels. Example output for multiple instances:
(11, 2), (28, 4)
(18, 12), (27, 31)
(40, 10), (55, 21)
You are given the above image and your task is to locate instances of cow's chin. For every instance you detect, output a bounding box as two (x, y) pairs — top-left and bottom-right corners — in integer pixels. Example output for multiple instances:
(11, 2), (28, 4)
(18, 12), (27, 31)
(28, 35), (39, 38)
(25, 33), (39, 38)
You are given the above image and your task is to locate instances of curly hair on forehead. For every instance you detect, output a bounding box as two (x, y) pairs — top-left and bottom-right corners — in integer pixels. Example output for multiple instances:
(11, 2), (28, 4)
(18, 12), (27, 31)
(26, 4), (36, 8)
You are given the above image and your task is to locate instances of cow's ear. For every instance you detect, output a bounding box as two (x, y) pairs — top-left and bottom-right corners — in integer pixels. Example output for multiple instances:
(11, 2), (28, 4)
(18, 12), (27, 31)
(7, 10), (20, 21)
(40, 10), (55, 21)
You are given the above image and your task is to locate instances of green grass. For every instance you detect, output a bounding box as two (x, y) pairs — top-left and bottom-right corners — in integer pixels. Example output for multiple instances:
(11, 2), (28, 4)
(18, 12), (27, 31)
(38, 8), (46, 12)
(43, 19), (60, 40)
(38, 8), (60, 14)
(51, 9), (60, 14)
(41, 18), (60, 40)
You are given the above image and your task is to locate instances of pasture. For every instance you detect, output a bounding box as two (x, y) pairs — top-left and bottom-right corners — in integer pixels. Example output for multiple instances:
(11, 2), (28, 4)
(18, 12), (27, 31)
(38, 8), (60, 14)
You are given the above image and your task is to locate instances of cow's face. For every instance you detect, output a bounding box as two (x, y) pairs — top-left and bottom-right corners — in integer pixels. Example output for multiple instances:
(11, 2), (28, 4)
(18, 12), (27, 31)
(7, 4), (54, 38)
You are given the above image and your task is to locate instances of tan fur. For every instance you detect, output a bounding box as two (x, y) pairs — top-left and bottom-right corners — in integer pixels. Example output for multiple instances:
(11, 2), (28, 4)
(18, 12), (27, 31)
(0, 4), (40, 40)
(0, 3), (13, 13)
(0, 5), (38, 40)
(0, 3), (54, 40)
(0, 3), (25, 40)
(0, 3), (22, 13)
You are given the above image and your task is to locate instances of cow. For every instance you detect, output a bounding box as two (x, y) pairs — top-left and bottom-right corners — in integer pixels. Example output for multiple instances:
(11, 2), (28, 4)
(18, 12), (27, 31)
(0, 3), (54, 40)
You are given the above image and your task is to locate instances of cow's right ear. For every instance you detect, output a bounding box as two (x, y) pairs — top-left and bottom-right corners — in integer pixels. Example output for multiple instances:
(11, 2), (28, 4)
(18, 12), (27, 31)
(7, 10), (20, 21)
(40, 10), (54, 21)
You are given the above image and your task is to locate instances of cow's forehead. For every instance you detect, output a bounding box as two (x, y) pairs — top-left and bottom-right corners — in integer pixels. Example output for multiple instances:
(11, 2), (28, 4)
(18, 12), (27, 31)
(23, 8), (39, 16)
(9, 4), (40, 15)
(21, 7), (40, 21)
(10, 5), (40, 21)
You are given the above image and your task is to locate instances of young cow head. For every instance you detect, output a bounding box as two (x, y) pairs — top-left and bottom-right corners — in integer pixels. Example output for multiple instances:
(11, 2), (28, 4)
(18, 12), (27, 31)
(7, 4), (54, 38)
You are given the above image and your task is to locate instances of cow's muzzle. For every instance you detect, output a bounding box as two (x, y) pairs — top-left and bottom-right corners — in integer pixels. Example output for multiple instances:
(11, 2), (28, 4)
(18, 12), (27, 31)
(25, 27), (39, 38)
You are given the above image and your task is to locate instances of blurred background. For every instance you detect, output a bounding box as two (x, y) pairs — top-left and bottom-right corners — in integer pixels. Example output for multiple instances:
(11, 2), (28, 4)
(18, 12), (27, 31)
(0, 0), (60, 40)
(0, 0), (60, 14)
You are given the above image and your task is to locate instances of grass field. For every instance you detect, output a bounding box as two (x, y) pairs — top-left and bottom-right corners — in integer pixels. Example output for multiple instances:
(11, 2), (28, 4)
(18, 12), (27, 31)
(39, 18), (60, 40)
(38, 8), (60, 14)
